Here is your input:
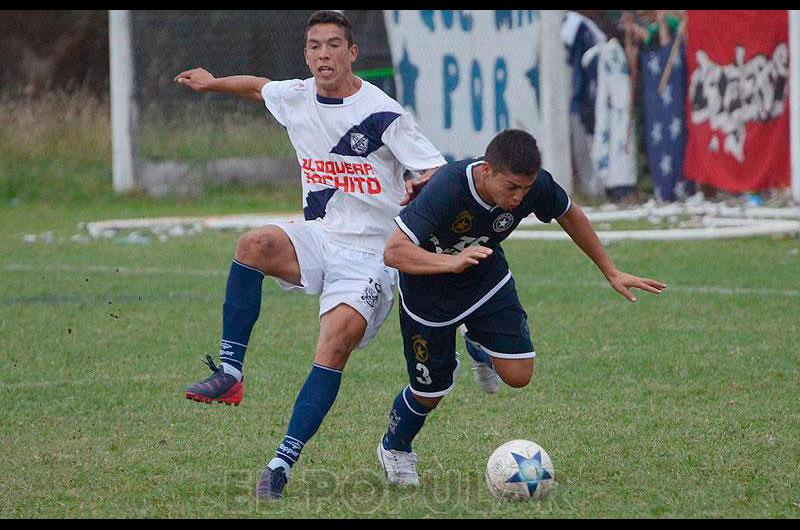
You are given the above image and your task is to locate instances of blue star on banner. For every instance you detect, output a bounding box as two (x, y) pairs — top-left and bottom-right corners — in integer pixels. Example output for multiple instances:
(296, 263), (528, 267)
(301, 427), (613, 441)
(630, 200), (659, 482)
(525, 63), (540, 110)
(669, 116), (682, 140)
(647, 54), (661, 76)
(505, 451), (552, 496)
(659, 84), (673, 107)
(397, 45), (419, 113)
(651, 121), (663, 145)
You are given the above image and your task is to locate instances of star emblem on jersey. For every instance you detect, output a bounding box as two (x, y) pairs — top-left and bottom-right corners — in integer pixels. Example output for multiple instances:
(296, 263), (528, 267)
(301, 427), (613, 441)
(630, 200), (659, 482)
(505, 450), (553, 496)
(350, 132), (369, 155)
(451, 210), (474, 234)
(412, 334), (429, 363)
(493, 213), (514, 232)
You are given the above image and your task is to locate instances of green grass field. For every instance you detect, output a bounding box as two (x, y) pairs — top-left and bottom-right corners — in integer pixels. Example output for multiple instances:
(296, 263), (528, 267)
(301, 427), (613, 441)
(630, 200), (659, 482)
(1, 197), (799, 518)
(1, 91), (799, 518)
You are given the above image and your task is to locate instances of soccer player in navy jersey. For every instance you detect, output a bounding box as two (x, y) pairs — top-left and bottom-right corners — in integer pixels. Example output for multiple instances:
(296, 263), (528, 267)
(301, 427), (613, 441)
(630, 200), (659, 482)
(376, 129), (666, 485)
(175, 10), (445, 499)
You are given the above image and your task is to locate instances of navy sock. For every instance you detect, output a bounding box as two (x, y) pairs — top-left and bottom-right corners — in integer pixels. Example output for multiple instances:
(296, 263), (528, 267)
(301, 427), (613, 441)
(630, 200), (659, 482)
(382, 386), (432, 452)
(464, 334), (493, 368)
(271, 364), (343, 471)
(220, 259), (264, 379)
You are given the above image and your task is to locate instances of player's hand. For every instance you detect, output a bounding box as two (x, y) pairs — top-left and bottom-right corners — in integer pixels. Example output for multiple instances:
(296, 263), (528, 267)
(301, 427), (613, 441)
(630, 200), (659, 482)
(449, 246), (493, 273)
(400, 173), (433, 206)
(174, 68), (215, 92)
(606, 271), (667, 302)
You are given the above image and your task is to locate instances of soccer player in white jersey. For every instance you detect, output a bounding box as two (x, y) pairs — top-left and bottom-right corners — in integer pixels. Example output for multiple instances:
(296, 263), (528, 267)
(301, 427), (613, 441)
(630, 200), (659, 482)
(174, 10), (445, 500)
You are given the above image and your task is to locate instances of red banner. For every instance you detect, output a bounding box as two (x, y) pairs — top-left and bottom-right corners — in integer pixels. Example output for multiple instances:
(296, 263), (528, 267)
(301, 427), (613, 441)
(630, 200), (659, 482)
(684, 10), (790, 192)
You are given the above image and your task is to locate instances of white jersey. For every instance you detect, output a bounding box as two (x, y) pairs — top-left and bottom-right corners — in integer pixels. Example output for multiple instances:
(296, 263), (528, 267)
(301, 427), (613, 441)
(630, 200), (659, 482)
(261, 77), (445, 255)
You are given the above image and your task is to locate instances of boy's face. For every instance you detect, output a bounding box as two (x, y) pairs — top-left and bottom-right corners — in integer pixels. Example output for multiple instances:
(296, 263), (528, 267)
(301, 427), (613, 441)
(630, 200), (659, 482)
(484, 165), (536, 211)
(304, 23), (358, 91)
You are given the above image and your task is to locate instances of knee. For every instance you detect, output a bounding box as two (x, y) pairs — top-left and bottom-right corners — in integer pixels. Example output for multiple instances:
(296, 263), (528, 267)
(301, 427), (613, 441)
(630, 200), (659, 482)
(496, 361), (534, 389)
(316, 305), (368, 370)
(315, 336), (355, 370)
(413, 394), (442, 410)
(503, 372), (532, 388)
(236, 229), (278, 262)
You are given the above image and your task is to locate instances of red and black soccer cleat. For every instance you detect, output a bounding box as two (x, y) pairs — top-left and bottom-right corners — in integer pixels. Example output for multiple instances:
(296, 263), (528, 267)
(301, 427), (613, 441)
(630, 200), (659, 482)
(185, 355), (244, 406)
(255, 466), (288, 500)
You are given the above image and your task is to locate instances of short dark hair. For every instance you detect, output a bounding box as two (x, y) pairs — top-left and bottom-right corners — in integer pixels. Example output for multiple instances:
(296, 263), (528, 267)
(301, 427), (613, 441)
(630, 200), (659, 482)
(306, 10), (354, 48)
(484, 129), (542, 178)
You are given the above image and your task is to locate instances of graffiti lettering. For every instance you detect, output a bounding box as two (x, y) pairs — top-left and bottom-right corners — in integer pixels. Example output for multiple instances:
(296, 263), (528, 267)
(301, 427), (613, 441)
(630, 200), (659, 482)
(689, 43), (788, 162)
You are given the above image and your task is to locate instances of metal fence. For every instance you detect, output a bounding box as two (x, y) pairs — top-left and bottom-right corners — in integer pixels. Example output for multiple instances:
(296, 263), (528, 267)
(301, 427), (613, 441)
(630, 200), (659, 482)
(115, 10), (395, 195)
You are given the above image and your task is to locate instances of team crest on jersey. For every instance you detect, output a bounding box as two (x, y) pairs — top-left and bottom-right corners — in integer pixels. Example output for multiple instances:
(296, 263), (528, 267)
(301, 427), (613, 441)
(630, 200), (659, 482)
(361, 284), (378, 308)
(493, 212), (514, 232)
(412, 334), (429, 363)
(350, 132), (369, 155)
(451, 210), (474, 234)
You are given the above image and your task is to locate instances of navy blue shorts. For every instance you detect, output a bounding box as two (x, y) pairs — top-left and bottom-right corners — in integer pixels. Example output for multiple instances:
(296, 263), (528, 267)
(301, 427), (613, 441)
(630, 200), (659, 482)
(399, 278), (535, 398)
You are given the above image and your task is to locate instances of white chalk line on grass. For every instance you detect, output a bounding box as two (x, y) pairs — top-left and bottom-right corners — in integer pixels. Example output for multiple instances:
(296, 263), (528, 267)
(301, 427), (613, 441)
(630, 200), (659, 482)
(1, 263), (227, 278)
(84, 207), (800, 242)
(577, 281), (800, 298)
(662, 285), (800, 297)
(0, 373), (172, 391)
(3, 263), (799, 299)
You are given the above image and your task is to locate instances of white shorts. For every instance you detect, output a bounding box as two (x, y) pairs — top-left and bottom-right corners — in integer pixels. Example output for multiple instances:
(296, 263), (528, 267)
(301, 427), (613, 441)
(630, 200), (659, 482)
(269, 219), (396, 349)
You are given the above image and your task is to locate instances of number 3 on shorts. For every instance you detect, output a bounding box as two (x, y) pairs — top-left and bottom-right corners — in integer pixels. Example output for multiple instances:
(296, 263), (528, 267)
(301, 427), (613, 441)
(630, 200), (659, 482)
(416, 363), (432, 385)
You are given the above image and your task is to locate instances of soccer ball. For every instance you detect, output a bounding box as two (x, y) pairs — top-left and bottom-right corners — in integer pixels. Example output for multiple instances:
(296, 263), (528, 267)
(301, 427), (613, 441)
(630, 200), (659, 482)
(486, 439), (554, 501)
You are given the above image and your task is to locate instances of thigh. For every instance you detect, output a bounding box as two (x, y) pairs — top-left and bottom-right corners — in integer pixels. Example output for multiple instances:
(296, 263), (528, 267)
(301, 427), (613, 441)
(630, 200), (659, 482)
(462, 281), (535, 361)
(400, 305), (459, 399)
(267, 220), (327, 294)
(319, 246), (396, 349)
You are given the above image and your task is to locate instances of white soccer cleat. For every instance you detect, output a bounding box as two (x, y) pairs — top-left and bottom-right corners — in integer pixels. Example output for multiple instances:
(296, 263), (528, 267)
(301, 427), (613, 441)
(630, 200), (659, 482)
(460, 325), (501, 394)
(377, 441), (420, 486)
(471, 358), (501, 394)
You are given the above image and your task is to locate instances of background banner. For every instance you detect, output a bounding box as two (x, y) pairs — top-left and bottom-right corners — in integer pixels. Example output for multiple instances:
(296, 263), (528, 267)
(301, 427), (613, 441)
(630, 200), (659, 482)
(383, 10), (542, 162)
(685, 10), (790, 193)
(641, 41), (690, 201)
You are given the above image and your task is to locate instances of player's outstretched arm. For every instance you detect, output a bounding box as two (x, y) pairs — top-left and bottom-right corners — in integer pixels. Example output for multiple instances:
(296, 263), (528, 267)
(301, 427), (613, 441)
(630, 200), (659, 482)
(384, 228), (492, 275)
(174, 68), (269, 102)
(556, 204), (667, 302)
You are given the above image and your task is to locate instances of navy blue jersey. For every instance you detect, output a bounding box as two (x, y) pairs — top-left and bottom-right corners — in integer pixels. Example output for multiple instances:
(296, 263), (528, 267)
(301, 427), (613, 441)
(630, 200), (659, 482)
(395, 158), (571, 324)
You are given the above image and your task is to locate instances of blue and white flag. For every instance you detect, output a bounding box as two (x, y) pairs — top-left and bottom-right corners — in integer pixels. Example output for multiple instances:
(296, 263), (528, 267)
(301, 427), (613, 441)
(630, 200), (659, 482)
(640, 42), (690, 202)
(592, 39), (637, 192)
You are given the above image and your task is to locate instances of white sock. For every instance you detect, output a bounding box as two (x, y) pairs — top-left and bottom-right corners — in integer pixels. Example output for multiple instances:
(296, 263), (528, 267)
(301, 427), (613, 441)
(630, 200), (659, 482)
(221, 362), (243, 382)
(268, 457), (292, 477)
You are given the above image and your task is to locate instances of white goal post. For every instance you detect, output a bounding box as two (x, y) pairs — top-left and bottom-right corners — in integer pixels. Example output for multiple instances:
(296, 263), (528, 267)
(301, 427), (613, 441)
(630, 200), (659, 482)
(110, 10), (137, 193)
(791, 10), (800, 203)
(107, 10), (304, 196)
